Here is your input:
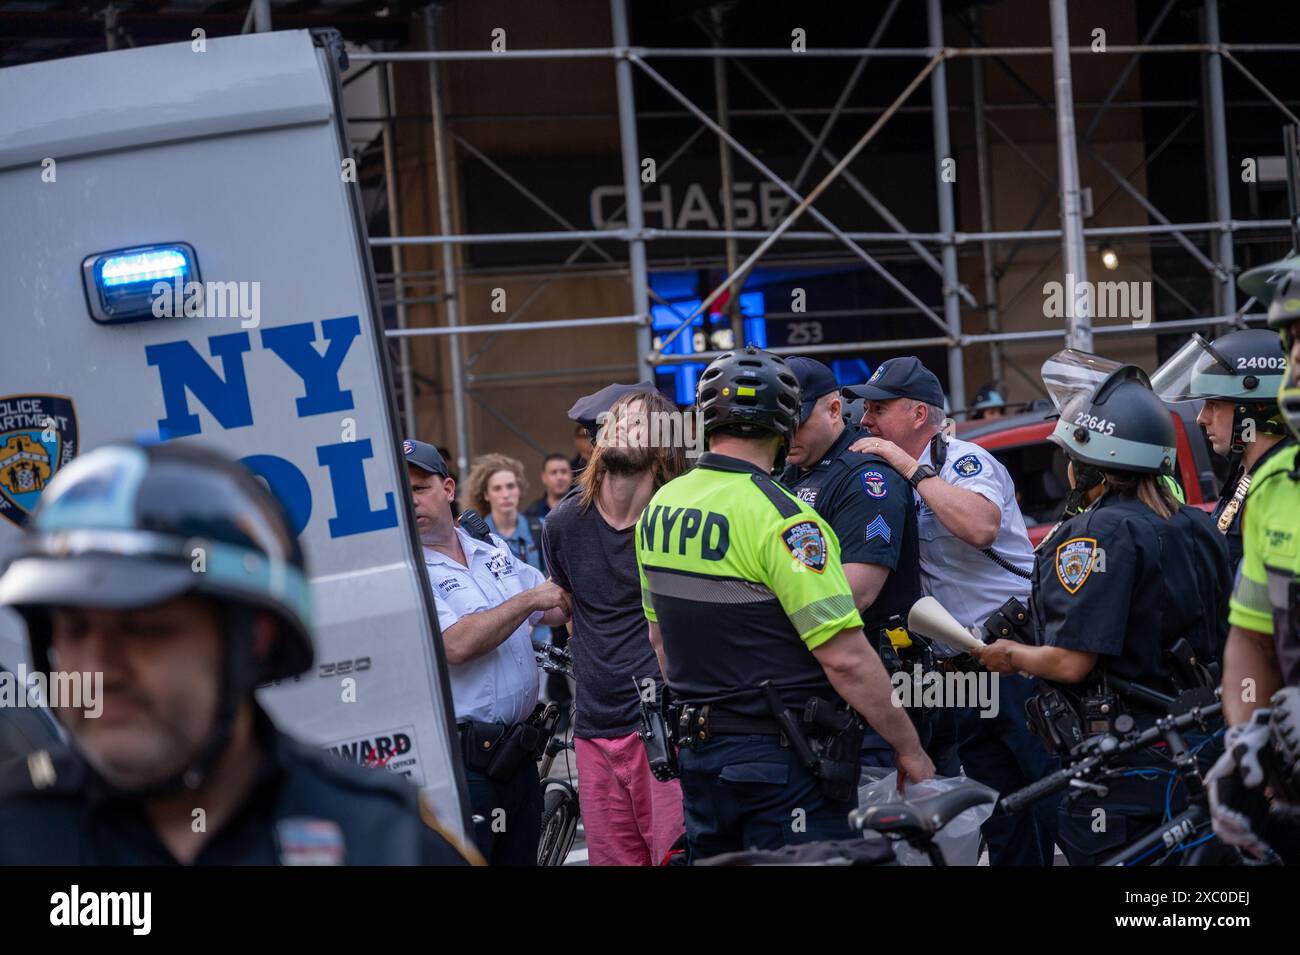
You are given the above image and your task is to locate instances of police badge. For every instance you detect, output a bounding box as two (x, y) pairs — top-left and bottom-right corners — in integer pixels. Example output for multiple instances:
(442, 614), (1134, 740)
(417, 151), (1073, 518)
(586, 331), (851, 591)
(0, 394), (79, 529)
(781, 520), (827, 573)
(1055, 537), (1098, 594)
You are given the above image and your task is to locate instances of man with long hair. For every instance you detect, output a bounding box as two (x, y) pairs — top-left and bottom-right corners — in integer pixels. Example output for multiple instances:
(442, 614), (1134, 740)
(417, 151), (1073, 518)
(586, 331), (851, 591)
(541, 388), (688, 865)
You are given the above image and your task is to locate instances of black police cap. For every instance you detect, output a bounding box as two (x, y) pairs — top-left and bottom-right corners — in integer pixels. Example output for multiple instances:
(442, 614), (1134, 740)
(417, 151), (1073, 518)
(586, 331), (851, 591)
(567, 381), (658, 433)
(786, 357), (840, 423)
(844, 357), (946, 408)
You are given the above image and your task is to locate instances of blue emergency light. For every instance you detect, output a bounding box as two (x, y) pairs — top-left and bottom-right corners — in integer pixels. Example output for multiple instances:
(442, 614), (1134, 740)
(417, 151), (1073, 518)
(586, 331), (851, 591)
(81, 243), (200, 324)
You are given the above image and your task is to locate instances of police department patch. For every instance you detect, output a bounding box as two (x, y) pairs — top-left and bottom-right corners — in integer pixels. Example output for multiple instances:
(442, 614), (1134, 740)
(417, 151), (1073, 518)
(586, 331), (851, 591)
(485, 552), (516, 578)
(781, 521), (827, 573)
(953, 454), (982, 478)
(861, 469), (889, 499)
(402, 439), (415, 456)
(796, 486), (819, 506)
(1055, 537), (1098, 594)
(0, 394), (79, 530)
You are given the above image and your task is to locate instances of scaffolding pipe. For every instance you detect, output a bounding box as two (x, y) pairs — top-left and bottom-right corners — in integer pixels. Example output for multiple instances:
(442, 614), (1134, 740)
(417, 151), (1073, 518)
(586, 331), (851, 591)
(927, 0), (966, 411)
(611, 0), (653, 375)
(385, 315), (644, 337)
(970, 6), (1002, 387)
(371, 219), (1292, 250)
(379, 63), (417, 435)
(468, 363), (638, 384)
(1205, 0), (1236, 315)
(251, 0), (271, 33)
(710, 9), (745, 348)
(425, 6), (471, 475)
(654, 312), (1266, 364)
(353, 97), (1300, 125)
(1049, 0), (1091, 350)
(348, 43), (1300, 64)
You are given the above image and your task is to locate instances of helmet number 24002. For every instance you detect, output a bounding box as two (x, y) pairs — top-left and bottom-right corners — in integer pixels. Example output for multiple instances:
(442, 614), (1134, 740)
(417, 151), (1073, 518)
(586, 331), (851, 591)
(1236, 356), (1286, 370)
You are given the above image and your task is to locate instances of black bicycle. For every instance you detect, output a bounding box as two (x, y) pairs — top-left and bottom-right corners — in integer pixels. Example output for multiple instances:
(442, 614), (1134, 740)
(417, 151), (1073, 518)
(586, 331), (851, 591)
(998, 696), (1232, 866)
(533, 641), (580, 867)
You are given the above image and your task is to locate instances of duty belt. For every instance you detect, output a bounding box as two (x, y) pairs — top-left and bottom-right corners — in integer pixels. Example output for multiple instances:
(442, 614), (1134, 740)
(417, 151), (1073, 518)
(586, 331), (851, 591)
(677, 704), (783, 745)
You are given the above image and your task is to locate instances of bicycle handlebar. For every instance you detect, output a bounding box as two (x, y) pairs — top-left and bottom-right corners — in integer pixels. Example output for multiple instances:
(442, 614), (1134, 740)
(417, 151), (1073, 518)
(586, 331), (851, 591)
(533, 641), (574, 677)
(998, 701), (1222, 816)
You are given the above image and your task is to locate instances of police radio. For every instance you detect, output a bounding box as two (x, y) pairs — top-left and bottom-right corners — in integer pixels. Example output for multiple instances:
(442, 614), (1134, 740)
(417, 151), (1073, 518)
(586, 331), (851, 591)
(456, 508), (494, 544)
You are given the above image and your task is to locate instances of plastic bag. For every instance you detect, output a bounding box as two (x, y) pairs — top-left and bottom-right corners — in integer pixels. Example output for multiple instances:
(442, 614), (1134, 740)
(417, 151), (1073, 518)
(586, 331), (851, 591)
(857, 767), (995, 866)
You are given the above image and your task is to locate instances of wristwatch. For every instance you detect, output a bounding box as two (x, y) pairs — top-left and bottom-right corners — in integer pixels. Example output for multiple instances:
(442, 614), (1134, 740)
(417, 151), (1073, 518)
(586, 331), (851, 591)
(909, 464), (939, 489)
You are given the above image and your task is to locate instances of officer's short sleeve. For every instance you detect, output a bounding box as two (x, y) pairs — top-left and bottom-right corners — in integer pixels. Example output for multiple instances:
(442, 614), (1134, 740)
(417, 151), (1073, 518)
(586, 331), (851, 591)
(635, 525), (657, 624)
(833, 463), (910, 569)
(1036, 519), (1135, 657)
(432, 593), (461, 634)
(760, 510), (861, 650)
(1229, 493), (1274, 634)
(514, 556), (544, 589)
(945, 446), (1005, 512)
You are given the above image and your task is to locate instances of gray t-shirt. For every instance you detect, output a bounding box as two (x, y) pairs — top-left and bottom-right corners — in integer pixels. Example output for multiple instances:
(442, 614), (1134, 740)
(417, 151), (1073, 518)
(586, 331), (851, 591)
(541, 492), (662, 739)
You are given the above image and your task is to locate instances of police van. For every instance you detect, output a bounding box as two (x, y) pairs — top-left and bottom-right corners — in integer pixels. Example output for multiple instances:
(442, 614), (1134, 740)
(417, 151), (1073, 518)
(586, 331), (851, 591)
(0, 30), (470, 838)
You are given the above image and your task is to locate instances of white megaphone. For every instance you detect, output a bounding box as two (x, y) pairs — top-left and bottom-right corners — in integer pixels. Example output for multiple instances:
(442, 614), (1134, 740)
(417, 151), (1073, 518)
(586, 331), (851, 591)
(907, 596), (985, 655)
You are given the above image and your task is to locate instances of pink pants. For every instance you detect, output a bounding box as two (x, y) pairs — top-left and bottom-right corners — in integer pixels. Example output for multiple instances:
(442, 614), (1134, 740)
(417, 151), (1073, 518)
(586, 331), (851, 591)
(575, 733), (684, 866)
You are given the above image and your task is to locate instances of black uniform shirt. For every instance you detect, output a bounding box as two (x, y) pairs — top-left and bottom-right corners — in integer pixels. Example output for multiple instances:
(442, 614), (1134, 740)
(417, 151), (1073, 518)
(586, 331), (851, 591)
(0, 708), (473, 866)
(780, 425), (921, 630)
(1213, 437), (1296, 573)
(1031, 493), (1231, 694)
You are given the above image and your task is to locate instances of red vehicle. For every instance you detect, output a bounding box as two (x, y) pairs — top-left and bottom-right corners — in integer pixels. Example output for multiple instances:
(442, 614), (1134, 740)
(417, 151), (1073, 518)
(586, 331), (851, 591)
(959, 401), (1221, 547)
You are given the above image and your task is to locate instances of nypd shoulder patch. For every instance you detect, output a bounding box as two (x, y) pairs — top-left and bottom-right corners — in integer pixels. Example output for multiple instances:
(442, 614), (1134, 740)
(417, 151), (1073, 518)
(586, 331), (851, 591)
(1055, 537), (1098, 594)
(865, 514), (892, 544)
(860, 469), (889, 499)
(781, 520), (827, 573)
(952, 453), (983, 478)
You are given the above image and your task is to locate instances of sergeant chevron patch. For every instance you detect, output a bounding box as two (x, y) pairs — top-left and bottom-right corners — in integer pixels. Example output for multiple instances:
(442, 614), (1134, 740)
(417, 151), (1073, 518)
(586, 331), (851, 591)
(865, 514), (892, 543)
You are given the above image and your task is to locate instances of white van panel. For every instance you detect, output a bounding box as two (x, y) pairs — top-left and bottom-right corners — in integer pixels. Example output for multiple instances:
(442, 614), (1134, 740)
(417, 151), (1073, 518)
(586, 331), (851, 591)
(0, 31), (470, 841)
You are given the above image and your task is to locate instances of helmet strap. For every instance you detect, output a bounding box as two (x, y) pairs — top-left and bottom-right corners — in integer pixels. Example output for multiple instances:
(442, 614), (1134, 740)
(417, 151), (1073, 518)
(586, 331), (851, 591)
(1061, 461), (1104, 519)
(175, 603), (264, 793)
(1230, 405), (1249, 456)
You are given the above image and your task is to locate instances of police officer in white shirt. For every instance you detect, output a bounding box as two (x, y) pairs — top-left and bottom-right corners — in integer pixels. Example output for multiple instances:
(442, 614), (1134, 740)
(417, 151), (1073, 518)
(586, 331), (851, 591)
(404, 440), (571, 865)
(844, 358), (1059, 866)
